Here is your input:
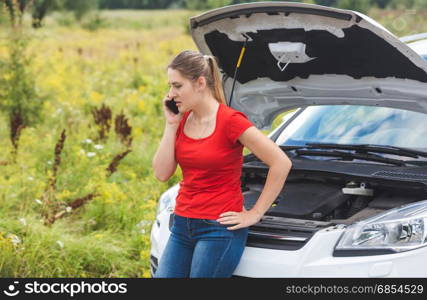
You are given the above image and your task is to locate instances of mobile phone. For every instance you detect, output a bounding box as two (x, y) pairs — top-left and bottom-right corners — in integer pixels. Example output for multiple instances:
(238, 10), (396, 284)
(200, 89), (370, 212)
(165, 98), (179, 115)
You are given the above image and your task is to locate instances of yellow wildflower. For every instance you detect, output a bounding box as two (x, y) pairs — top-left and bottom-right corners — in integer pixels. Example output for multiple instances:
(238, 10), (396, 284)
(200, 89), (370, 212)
(138, 101), (145, 112)
(90, 91), (103, 104)
(134, 127), (142, 137)
(94, 233), (104, 239)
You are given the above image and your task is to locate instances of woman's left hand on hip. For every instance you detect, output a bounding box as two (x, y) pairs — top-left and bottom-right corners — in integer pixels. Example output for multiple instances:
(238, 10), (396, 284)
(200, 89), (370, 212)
(217, 208), (262, 230)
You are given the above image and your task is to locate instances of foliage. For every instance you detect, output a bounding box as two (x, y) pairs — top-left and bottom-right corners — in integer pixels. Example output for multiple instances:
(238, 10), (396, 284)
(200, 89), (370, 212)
(2, 0), (425, 30)
(96, 0), (427, 10)
(183, 0), (233, 10)
(336, 0), (373, 13)
(62, 0), (98, 21)
(0, 1), (43, 155)
(388, 0), (427, 9)
(32, 0), (62, 28)
(0, 10), (194, 277)
(80, 11), (109, 31)
(2, 0), (98, 28)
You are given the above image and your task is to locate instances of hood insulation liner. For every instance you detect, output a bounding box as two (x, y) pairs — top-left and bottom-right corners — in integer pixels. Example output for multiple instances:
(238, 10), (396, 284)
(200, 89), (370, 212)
(205, 25), (427, 84)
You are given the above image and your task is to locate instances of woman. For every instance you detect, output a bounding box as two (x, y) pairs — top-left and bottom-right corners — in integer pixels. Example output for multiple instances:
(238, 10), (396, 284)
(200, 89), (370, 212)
(152, 50), (292, 278)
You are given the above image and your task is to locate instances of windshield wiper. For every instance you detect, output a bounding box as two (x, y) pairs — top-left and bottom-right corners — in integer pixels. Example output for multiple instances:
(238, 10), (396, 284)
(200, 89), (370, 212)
(244, 145), (305, 163)
(295, 149), (407, 166)
(306, 143), (427, 158)
(245, 144), (425, 166)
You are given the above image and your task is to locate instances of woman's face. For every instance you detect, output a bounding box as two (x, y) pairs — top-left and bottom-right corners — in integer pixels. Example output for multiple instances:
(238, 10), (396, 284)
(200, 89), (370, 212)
(167, 68), (205, 113)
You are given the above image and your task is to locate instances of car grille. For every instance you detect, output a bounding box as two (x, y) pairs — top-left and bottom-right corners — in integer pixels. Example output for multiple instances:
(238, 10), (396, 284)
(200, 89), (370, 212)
(247, 215), (330, 250)
(247, 226), (314, 250)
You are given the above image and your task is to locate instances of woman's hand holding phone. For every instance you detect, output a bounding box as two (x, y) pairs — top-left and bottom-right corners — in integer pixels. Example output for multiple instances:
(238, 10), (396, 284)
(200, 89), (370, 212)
(165, 98), (179, 115)
(162, 95), (183, 126)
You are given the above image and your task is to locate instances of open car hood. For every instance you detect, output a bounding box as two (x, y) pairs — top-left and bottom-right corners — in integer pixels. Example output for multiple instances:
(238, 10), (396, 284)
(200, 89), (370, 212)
(190, 2), (427, 129)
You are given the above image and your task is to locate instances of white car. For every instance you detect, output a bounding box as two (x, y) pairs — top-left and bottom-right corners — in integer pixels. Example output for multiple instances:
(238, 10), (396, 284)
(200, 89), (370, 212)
(150, 2), (427, 277)
(401, 32), (427, 61)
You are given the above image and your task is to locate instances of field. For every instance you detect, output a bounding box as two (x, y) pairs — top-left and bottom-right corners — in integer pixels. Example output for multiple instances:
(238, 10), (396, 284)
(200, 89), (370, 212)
(0, 8), (426, 277)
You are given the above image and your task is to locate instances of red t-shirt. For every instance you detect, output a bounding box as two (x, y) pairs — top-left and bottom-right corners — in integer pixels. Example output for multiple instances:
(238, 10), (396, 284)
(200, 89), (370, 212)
(174, 102), (255, 220)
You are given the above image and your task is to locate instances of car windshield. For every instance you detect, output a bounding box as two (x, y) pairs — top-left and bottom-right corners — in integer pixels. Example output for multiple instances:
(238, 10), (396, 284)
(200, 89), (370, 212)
(275, 105), (427, 151)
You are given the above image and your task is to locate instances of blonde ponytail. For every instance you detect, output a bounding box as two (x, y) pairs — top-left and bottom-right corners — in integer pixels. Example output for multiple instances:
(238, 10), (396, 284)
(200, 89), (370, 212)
(205, 56), (226, 105)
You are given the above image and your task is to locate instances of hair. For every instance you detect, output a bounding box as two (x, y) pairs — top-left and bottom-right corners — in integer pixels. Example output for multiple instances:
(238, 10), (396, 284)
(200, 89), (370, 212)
(167, 50), (226, 105)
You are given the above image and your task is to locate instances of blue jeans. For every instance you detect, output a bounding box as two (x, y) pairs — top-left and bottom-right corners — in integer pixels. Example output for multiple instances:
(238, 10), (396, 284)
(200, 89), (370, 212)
(154, 214), (249, 278)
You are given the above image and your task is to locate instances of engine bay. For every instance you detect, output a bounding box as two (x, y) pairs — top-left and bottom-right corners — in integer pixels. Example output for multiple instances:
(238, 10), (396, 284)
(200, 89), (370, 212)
(242, 171), (427, 226)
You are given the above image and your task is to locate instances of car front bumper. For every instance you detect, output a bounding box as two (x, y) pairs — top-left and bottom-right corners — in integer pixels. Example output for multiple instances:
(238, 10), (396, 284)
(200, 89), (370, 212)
(150, 212), (427, 277)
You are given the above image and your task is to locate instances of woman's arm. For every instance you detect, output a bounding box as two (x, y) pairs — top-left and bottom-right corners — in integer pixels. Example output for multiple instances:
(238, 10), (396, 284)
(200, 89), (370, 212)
(152, 123), (179, 182)
(152, 95), (184, 182)
(217, 126), (292, 230)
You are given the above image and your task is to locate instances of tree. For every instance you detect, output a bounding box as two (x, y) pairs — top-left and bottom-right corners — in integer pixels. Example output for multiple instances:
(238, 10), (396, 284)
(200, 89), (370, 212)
(374, 0), (393, 8)
(184, 0), (233, 10)
(3, 0), (97, 29)
(32, 0), (62, 28)
(98, 0), (176, 9)
(336, 0), (373, 13)
(313, 0), (338, 7)
(388, 0), (427, 9)
(63, 0), (98, 21)
(3, 0), (30, 25)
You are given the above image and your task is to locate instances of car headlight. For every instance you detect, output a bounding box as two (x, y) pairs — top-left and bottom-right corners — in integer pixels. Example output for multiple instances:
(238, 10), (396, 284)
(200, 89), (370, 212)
(334, 199), (427, 255)
(156, 185), (178, 216)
